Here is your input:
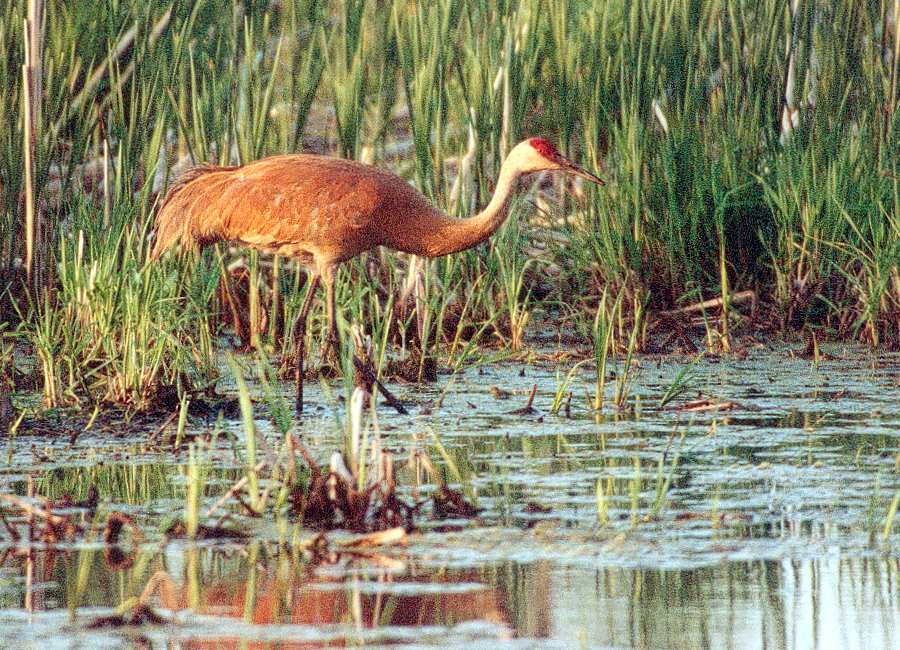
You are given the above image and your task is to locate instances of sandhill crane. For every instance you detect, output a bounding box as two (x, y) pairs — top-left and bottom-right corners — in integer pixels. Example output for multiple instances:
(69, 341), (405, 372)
(151, 137), (603, 413)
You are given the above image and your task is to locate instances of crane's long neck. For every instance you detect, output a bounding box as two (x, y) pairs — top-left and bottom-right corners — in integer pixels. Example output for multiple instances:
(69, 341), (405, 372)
(403, 161), (522, 258)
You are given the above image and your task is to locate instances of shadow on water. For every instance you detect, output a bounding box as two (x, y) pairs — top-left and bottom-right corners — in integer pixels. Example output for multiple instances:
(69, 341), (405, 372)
(0, 347), (899, 647)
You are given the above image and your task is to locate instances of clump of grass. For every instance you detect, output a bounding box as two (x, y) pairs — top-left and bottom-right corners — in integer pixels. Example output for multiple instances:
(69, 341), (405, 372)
(659, 356), (700, 408)
(649, 432), (685, 519)
(491, 212), (534, 353)
(24, 198), (218, 409)
(326, 0), (367, 160)
(549, 359), (587, 415)
(613, 299), (645, 409)
(593, 426), (688, 529)
(227, 354), (262, 513)
(185, 444), (204, 539)
(225, 353), (414, 532)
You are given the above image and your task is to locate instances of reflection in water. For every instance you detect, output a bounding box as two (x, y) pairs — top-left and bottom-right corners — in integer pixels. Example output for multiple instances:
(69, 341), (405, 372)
(0, 545), (897, 648)
(553, 557), (899, 650)
(0, 545), (535, 646)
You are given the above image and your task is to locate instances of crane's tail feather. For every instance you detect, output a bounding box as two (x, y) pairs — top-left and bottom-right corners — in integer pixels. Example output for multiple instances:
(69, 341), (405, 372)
(149, 163), (236, 261)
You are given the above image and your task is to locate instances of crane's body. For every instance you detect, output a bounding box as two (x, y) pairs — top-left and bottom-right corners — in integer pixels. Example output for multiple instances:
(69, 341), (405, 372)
(154, 155), (446, 269)
(151, 138), (603, 412)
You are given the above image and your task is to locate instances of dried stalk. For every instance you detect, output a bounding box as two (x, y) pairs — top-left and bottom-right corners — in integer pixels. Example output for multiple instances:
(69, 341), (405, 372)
(28, 1), (43, 132)
(21, 18), (36, 287)
(780, 0), (802, 142)
(660, 290), (756, 317)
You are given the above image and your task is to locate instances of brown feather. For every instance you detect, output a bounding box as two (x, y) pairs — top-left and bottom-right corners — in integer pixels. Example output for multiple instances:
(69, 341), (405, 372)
(150, 163), (238, 260)
(149, 155), (453, 270)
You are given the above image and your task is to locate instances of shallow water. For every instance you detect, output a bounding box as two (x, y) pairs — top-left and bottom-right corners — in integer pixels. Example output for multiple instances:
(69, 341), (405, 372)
(1, 346), (899, 648)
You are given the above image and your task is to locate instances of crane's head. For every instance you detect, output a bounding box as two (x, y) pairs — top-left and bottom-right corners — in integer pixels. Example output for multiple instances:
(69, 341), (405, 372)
(509, 137), (605, 185)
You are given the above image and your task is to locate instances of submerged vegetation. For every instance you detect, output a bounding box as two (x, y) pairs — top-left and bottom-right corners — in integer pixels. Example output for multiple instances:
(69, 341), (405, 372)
(0, 0), (898, 411)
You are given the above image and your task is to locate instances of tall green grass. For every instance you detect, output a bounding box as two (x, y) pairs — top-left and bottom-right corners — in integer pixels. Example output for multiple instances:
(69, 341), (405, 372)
(0, 0), (897, 407)
(32, 197), (218, 408)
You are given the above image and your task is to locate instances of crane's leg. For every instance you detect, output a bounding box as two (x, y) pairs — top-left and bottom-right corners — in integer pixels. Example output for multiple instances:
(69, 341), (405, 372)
(322, 266), (340, 368)
(317, 263), (408, 415)
(294, 274), (320, 414)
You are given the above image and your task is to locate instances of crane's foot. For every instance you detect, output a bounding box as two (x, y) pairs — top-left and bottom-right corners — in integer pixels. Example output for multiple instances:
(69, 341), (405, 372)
(293, 333), (408, 416)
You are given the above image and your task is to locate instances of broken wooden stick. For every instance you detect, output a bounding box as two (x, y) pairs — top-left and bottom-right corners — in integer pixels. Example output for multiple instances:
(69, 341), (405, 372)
(660, 290), (756, 317)
(205, 460), (267, 519)
(0, 493), (68, 527)
(352, 355), (408, 415)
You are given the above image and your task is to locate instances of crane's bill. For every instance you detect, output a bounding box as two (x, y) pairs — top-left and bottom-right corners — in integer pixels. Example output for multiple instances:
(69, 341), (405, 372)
(560, 158), (605, 185)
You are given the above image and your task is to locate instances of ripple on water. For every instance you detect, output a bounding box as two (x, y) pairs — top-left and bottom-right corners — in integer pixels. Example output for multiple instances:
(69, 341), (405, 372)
(1, 347), (898, 648)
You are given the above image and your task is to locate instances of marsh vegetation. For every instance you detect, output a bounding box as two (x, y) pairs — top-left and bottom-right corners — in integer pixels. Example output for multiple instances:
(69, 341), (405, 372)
(0, 0), (897, 408)
(0, 0), (899, 647)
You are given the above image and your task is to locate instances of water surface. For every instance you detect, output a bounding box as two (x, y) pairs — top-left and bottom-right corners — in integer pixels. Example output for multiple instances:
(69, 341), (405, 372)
(1, 346), (898, 648)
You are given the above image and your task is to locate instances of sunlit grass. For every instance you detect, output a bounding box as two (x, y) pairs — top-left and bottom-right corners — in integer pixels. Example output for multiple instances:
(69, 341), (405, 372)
(0, 0), (896, 408)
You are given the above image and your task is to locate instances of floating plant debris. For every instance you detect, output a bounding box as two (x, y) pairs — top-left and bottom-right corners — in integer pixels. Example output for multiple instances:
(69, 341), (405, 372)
(164, 520), (248, 540)
(673, 398), (739, 413)
(86, 604), (168, 629)
(507, 384), (539, 415)
(432, 486), (481, 519)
